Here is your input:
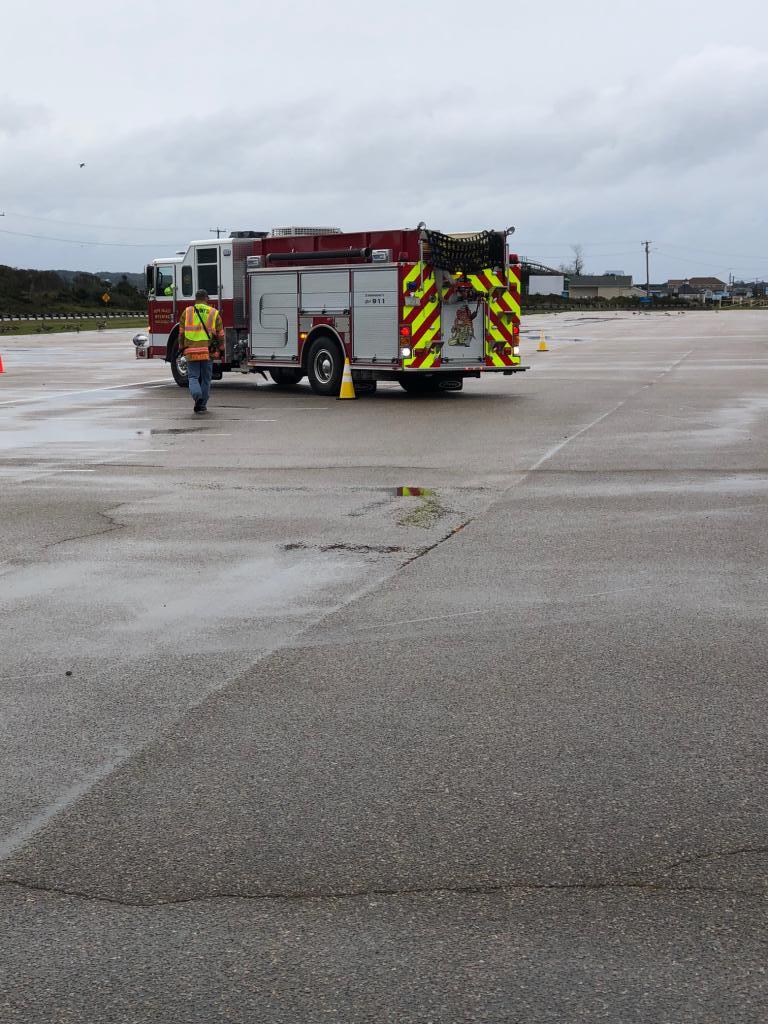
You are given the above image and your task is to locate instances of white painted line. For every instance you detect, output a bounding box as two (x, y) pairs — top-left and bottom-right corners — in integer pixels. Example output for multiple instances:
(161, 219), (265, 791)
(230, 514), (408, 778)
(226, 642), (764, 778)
(0, 751), (130, 860)
(0, 379), (172, 408)
(528, 348), (695, 472)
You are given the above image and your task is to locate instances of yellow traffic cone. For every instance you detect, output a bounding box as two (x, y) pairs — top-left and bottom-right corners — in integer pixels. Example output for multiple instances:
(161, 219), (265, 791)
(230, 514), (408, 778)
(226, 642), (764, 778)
(338, 356), (356, 400)
(537, 330), (549, 352)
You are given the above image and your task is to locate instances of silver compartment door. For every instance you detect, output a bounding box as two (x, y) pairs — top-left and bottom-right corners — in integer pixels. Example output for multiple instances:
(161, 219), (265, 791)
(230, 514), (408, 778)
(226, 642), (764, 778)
(250, 272), (298, 354)
(300, 271), (350, 315)
(352, 268), (398, 361)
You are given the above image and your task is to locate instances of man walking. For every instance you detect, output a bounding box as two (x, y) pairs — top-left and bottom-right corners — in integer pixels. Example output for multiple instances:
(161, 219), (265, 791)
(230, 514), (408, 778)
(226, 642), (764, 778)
(178, 289), (225, 413)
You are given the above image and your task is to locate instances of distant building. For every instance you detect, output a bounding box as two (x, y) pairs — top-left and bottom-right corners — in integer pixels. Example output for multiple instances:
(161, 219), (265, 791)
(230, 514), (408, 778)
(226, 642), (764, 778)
(528, 274), (566, 297)
(730, 281), (767, 301)
(668, 277), (727, 299)
(730, 283), (754, 300)
(567, 274), (634, 300)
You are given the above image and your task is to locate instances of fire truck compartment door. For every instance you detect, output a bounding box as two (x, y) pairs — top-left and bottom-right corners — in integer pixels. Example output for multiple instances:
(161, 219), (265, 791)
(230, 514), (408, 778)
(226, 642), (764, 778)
(352, 269), (398, 360)
(440, 287), (486, 363)
(300, 271), (350, 314)
(250, 273), (298, 352)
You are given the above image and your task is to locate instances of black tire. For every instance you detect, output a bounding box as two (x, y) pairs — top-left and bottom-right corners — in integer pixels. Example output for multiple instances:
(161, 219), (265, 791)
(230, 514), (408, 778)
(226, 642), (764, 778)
(170, 345), (189, 388)
(306, 336), (344, 396)
(269, 368), (304, 388)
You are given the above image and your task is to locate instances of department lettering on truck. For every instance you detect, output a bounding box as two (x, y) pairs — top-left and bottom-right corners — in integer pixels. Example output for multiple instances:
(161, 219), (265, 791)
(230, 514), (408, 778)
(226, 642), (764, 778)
(133, 224), (527, 395)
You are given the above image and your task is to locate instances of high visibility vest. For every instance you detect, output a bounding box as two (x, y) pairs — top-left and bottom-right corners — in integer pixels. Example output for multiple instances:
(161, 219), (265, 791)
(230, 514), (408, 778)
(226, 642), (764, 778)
(180, 303), (224, 361)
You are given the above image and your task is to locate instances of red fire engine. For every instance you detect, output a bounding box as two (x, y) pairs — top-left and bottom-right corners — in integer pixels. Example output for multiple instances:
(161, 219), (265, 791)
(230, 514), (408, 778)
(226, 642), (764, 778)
(134, 224), (526, 394)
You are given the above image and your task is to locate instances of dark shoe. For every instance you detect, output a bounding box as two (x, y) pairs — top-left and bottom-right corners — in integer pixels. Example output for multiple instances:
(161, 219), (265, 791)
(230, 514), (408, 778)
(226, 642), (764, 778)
(199, 405), (208, 413)
(193, 399), (203, 412)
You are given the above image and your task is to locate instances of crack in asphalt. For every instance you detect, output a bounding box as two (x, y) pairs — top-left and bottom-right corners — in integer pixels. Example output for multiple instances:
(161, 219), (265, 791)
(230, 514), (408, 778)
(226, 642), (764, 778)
(1, 868), (766, 910)
(3, 340), (732, 892)
(660, 844), (768, 874)
(283, 541), (405, 554)
(0, 508), (126, 571)
(398, 349), (698, 570)
(41, 509), (126, 551)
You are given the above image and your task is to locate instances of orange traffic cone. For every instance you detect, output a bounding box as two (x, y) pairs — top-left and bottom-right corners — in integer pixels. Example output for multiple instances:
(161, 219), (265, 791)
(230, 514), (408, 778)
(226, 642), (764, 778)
(0, 354), (5, 373)
(338, 357), (356, 400)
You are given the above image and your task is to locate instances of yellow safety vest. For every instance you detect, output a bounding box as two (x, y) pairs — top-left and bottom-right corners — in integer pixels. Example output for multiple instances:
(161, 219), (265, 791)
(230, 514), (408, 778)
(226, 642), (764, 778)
(180, 304), (223, 361)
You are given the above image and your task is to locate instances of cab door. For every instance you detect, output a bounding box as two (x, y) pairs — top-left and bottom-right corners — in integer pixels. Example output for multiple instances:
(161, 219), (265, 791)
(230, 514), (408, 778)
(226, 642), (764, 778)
(150, 263), (178, 337)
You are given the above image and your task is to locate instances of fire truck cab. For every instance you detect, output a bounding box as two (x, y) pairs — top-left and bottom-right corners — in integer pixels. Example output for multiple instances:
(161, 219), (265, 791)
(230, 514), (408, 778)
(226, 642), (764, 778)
(135, 225), (526, 395)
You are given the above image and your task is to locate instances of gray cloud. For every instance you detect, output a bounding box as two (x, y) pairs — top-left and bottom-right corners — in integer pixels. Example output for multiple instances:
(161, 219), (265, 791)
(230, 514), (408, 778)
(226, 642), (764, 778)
(0, 97), (50, 135)
(3, 3), (768, 282)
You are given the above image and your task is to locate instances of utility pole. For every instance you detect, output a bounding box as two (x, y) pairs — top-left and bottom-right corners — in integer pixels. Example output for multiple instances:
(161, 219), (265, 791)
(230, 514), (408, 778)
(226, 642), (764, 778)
(210, 226), (227, 238)
(642, 241), (652, 299)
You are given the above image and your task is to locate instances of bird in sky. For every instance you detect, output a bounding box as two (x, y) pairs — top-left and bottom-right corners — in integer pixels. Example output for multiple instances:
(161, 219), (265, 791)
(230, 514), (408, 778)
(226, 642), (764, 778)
(79, 162), (85, 168)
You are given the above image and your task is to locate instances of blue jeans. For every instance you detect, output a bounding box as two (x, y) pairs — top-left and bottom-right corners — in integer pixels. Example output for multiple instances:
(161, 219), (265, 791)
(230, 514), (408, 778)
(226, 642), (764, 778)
(187, 359), (212, 406)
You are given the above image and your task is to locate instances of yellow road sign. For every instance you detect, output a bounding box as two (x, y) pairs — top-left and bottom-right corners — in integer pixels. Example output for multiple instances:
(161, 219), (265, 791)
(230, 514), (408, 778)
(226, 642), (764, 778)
(101, 292), (111, 303)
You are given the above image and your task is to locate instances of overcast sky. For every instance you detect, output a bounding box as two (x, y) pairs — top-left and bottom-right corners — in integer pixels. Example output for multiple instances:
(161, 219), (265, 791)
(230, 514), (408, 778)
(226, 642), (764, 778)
(2, 0), (768, 283)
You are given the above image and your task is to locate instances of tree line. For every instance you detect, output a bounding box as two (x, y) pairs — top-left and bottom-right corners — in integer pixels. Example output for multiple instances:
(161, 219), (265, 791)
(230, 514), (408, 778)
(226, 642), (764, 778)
(0, 265), (146, 313)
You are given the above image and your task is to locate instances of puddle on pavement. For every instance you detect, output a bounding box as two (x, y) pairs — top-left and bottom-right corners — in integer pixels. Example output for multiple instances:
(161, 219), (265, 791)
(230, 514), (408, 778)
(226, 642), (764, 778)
(0, 418), (151, 453)
(395, 486), (451, 528)
(2, 551), (373, 658)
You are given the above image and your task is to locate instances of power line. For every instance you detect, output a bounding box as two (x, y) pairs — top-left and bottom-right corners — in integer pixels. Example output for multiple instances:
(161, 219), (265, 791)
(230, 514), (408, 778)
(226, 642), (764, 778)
(515, 240), (641, 247)
(656, 240), (768, 262)
(654, 249), (751, 273)
(1, 209), (200, 233)
(0, 227), (178, 248)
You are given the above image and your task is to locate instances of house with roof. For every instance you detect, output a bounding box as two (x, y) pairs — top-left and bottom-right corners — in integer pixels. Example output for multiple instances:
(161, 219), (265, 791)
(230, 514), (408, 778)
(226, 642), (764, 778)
(667, 277), (727, 301)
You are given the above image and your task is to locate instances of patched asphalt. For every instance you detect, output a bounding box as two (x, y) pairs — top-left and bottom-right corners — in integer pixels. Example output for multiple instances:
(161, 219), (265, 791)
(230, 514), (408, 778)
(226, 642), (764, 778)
(1, 314), (767, 1021)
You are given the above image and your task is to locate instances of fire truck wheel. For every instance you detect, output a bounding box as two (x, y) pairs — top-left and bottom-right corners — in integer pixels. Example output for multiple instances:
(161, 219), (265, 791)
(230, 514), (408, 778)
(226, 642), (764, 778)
(269, 368), (304, 388)
(171, 348), (189, 388)
(306, 336), (344, 396)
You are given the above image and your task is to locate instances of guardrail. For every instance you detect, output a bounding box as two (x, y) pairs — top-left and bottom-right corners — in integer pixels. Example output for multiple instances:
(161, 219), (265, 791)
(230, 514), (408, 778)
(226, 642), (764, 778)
(0, 311), (145, 321)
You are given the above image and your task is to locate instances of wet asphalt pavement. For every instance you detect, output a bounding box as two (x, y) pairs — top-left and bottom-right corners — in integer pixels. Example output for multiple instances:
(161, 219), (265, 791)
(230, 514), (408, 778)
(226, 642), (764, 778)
(1, 315), (767, 1022)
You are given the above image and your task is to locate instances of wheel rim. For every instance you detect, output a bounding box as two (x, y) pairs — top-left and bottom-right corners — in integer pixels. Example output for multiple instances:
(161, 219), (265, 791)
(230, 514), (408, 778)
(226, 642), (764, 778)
(314, 349), (334, 385)
(176, 353), (188, 379)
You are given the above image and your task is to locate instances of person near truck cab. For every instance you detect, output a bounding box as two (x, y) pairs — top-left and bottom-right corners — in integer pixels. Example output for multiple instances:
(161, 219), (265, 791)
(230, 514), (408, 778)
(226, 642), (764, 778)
(178, 289), (225, 414)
